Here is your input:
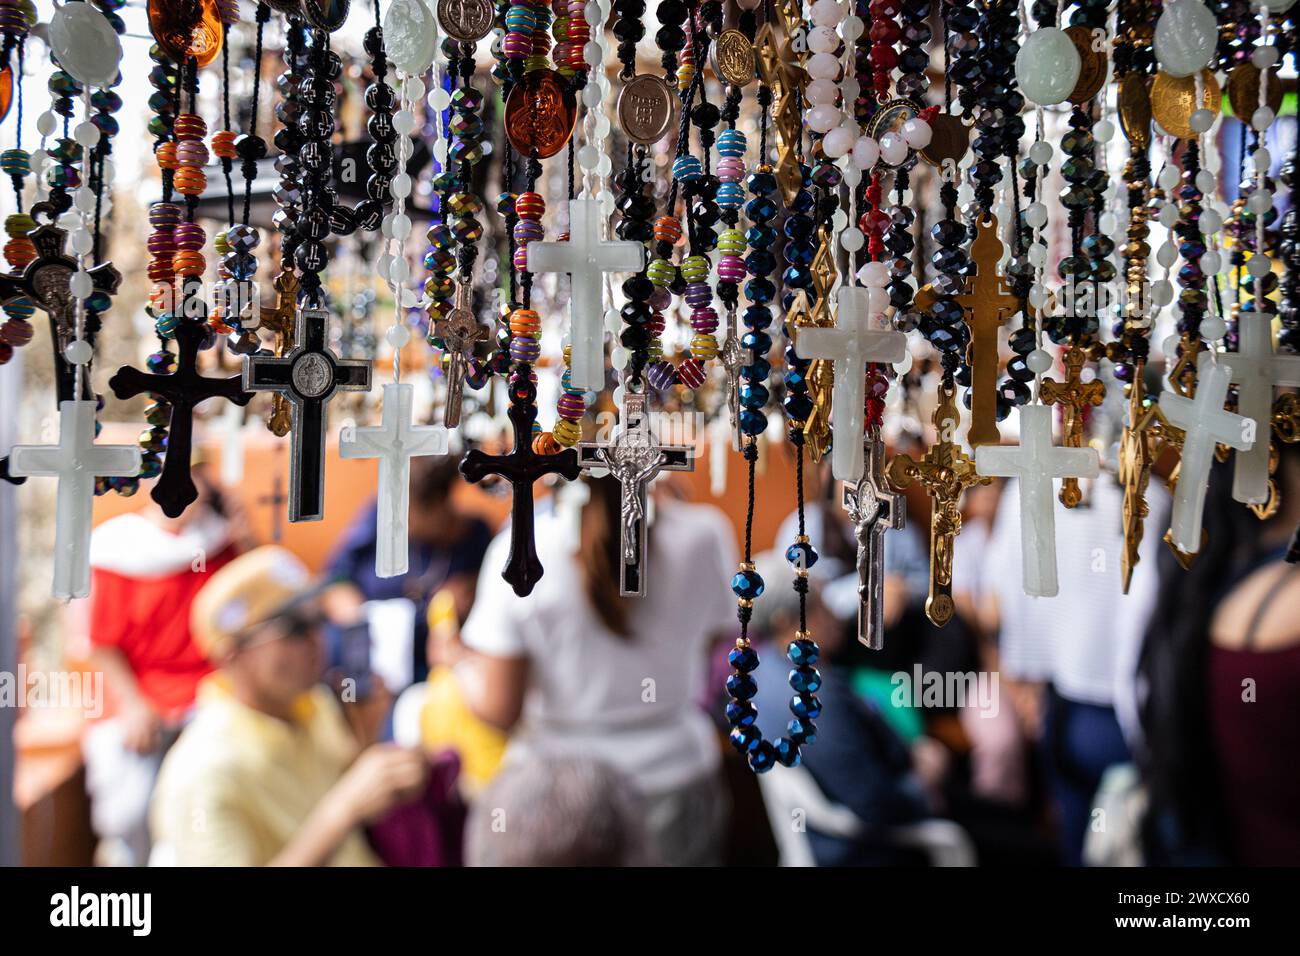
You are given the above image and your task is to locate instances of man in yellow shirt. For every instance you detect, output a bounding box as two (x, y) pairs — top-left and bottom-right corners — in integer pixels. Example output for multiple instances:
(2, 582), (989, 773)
(150, 546), (426, 866)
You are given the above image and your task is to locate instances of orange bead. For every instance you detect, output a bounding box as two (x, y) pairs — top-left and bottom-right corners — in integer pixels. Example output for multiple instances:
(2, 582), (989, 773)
(4, 238), (35, 269)
(156, 141), (179, 171)
(654, 216), (683, 245)
(509, 308), (541, 337)
(149, 283), (175, 312)
(173, 113), (207, 140)
(173, 166), (207, 196)
(211, 129), (237, 159)
(531, 432), (562, 456)
(147, 260), (176, 283)
(172, 250), (207, 276)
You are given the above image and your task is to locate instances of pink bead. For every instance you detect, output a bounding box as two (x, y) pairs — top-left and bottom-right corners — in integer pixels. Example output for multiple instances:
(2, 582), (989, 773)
(649, 288), (671, 310)
(717, 157), (745, 182)
(691, 307), (719, 333)
(176, 141), (209, 167)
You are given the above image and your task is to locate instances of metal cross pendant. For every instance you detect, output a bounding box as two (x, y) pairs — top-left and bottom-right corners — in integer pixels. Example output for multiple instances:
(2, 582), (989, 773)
(8, 400), (141, 599)
(255, 270), (301, 436)
(243, 306), (372, 523)
(459, 379), (581, 596)
(109, 318), (252, 518)
(0, 223), (121, 348)
(436, 282), (488, 429)
(1039, 343), (1105, 507)
(719, 321), (752, 452)
(843, 427), (904, 649)
(888, 381), (990, 626)
(578, 390), (695, 597)
(953, 214), (1023, 448)
(340, 382), (450, 578)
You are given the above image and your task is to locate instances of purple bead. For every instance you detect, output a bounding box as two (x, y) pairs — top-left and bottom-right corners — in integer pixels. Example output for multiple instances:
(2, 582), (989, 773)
(510, 335), (540, 364)
(557, 392), (585, 419)
(646, 360), (677, 390)
(717, 255), (746, 283)
(691, 306), (719, 333)
(649, 287), (672, 310)
(513, 219), (544, 243)
(685, 281), (712, 308)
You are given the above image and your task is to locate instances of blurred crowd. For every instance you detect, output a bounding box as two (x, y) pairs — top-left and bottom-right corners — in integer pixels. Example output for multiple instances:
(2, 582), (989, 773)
(73, 433), (1300, 867)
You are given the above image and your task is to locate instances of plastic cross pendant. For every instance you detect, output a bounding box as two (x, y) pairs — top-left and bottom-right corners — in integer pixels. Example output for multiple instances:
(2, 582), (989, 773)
(888, 381), (990, 626)
(8, 401), (141, 599)
(109, 318), (251, 518)
(843, 427), (904, 649)
(976, 403), (1100, 596)
(243, 306), (372, 523)
(578, 389), (695, 597)
(953, 215), (1021, 448)
(340, 382), (449, 578)
(459, 378), (581, 596)
(719, 322), (752, 452)
(1160, 351), (1254, 555)
(525, 198), (645, 391)
(1039, 344), (1105, 507)
(435, 282), (487, 429)
(1226, 312), (1300, 505)
(0, 224), (121, 343)
(795, 285), (907, 482)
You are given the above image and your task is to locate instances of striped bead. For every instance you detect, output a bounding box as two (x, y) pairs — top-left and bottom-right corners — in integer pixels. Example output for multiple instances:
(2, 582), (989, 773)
(532, 431), (562, 455)
(553, 418), (582, 446)
(653, 216), (683, 245)
(646, 360), (677, 390)
(691, 334), (719, 362)
(646, 258), (675, 287)
(717, 129), (747, 158)
(680, 255), (709, 282)
(672, 155), (702, 182)
(678, 356), (707, 389)
(509, 308), (541, 337)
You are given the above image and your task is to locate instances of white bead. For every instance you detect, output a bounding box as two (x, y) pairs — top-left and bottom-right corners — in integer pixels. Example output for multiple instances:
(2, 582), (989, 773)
(1094, 119), (1116, 143)
(808, 104), (843, 133)
(1198, 316), (1226, 341)
(866, 285), (890, 314)
(1248, 189), (1273, 215)
(840, 228), (864, 252)
(74, 121), (100, 147)
(1157, 240), (1178, 267)
(584, 41), (603, 66)
(1195, 169), (1217, 194)
(70, 228), (93, 255)
(1154, 0), (1218, 78)
(390, 257), (410, 283)
(578, 144), (600, 169)
(403, 76), (426, 101)
(597, 154), (612, 176)
(400, 288), (418, 309)
(806, 52), (841, 80)
(862, 261), (890, 287)
(1189, 108), (1215, 133)
(823, 125), (855, 159)
(393, 110), (416, 135)
(36, 111), (58, 137)
(1199, 207), (1223, 233)
(810, 0), (845, 27)
(1029, 243), (1048, 269)
(611, 385), (625, 408)
(839, 75), (860, 102)
(852, 135), (880, 169)
(808, 26), (839, 53)
(390, 213), (412, 239)
(1252, 106), (1276, 131)
(806, 78), (839, 106)
(386, 323), (411, 348)
(1253, 147), (1272, 172)
(1029, 283), (1049, 309)
(841, 15), (864, 42)
(1162, 333), (1182, 357)
(1252, 45), (1280, 69)
(1158, 165), (1181, 190)
(429, 87), (451, 110)
(1099, 212), (1117, 234)
(376, 252), (395, 277)
(391, 173), (413, 199)
(879, 131), (909, 166)
(1025, 202), (1048, 229)
(582, 83), (602, 108)
(901, 118), (932, 150)
(64, 339), (93, 365)
(433, 140), (448, 163)
(1151, 279), (1175, 307)
(1248, 253), (1272, 277)
(831, 208), (849, 231)
(1029, 140), (1053, 166)
(74, 187), (96, 213)
(610, 346), (629, 370)
(1201, 249), (1221, 273)
(69, 271), (93, 299)
(604, 309), (620, 334)
(1027, 348), (1053, 374)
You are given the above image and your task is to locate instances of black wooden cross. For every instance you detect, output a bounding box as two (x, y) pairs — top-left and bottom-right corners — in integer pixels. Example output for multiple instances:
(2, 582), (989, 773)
(109, 318), (252, 518)
(459, 378), (581, 597)
(242, 306), (371, 523)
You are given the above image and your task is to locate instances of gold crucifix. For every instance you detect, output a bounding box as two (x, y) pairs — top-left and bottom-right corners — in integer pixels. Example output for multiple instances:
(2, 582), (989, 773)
(1040, 344), (1105, 507)
(887, 381), (991, 626)
(257, 270), (300, 437)
(954, 214), (1023, 449)
(1118, 368), (1168, 593)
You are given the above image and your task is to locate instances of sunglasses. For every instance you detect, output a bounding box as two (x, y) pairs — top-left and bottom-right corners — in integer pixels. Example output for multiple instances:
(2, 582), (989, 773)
(235, 605), (327, 650)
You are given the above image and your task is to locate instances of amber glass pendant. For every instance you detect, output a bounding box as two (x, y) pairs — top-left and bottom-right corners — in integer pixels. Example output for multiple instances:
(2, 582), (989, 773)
(148, 0), (224, 69)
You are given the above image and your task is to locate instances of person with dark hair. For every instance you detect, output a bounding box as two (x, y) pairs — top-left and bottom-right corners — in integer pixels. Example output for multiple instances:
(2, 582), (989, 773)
(1138, 440), (1300, 866)
(437, 475), (737, 866)
(323, 456), (493, 685)
(465, 755), (652, 866)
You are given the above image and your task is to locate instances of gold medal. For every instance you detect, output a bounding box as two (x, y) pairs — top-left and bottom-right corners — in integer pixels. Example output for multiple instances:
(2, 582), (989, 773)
(1227, 62), (1282, 122)
(1151, 69), (1220, 140)
(1066, 25), (1107, 104)
(712, 29), (756, 87)
(1117, 73), (1152, 149)
(616, 74), (676, 145)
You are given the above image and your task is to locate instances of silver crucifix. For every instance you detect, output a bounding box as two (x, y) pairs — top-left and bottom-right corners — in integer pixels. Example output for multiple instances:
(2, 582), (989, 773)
(843, 427), (904, 650)
(577, 389), (695, 596)
(436, 283), (488, 428)
(719, 319), (752, 452)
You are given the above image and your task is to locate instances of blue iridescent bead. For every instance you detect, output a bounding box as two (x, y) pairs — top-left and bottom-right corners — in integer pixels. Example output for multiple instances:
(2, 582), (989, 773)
(745, 170), (777, 195)
(726, 698), (758, 727)
(786, 637), (819, 666)
(744, 196), (778, 222)
(739, 381), (769, 409)
(745, 249), (777, 276)
(788, 666), (822, 695)
(785, 243), (815, 266)
(783, 393), (814, 421)
(784, 344), (811, 371)
(742, 304), (773, 330)
(742, 330), (772, 355)
(739, 408), (768, 435)
(790, 693), (822, 720)
(785, 368), (807, 392)
(783, 264), (813, 289)
(728, 644), (759, 673)
(748, 740), (777, 773)
(729, 724), (761, 754)
(742, 357), (772, 381)
(731, 566), (765, 600)
(746, 224), (777, 248)
(774, 737), (801, 768)
(726, 671), (758, 700)
(745, 277), (776, 303)
(785, 540), (818, 571)
(788, 717), (818, 745)
(790, 188), (816, 214)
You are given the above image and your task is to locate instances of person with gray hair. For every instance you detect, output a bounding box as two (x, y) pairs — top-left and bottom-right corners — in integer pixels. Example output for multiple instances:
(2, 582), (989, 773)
(465, 754), (653, 866)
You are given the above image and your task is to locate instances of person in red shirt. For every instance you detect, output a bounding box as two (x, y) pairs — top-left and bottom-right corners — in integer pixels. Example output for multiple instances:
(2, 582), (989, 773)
(82, 463), (246, 865)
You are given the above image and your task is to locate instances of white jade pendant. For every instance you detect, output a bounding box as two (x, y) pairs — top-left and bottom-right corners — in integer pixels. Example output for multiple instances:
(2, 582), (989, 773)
(1161, 353), (1255, 553)
(975, 404), (1099, 597)
(526, 199), (644, 392)
(49, 3), (123, 88)
(385, 0), (439, 76)
(796, 286), (907, 483)
(8, 401), (141, 599)
(339, 383), (449, 578)
(1015, 28), (1082, 107)
(1154, 0), (1218, 78)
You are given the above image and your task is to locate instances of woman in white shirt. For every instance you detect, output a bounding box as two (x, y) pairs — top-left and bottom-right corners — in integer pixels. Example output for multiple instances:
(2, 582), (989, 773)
(440, 476), (738, 866)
